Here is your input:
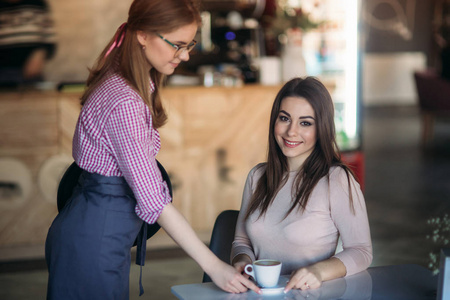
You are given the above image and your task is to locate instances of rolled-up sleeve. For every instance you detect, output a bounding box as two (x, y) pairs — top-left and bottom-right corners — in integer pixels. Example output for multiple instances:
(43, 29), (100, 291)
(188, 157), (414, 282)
(105, 100), (171, 224)
(330, 168), (373, 276)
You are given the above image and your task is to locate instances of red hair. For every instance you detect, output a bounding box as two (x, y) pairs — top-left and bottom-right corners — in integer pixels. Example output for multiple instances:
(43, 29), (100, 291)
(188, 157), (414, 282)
(81, 0), (202, 129)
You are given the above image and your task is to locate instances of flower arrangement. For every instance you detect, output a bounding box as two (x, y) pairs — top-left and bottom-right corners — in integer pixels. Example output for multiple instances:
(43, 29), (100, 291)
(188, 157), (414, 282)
(426, 214), (450, 274)
(266, 0), (323, 37)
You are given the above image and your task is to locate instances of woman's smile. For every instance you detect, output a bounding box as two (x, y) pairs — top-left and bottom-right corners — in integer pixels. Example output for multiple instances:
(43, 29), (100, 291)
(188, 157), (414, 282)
(283, 139), (303, 148)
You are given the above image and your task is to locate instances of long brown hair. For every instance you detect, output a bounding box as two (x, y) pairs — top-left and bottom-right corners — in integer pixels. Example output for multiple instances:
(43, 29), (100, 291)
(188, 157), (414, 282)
(80, 0), (201, 129)
(245, 77), (357, 220)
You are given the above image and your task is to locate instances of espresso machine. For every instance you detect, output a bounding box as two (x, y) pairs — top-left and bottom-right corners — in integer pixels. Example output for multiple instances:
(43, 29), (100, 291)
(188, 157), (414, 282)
(174, 0), (268, 85)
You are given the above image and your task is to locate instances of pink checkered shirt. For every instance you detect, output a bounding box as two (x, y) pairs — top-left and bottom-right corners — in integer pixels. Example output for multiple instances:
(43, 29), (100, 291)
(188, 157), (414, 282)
(73, 73), (171, 224)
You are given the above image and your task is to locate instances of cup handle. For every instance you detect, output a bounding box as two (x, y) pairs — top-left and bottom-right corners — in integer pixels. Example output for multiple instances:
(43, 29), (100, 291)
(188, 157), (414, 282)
(244, 264), (255, 279)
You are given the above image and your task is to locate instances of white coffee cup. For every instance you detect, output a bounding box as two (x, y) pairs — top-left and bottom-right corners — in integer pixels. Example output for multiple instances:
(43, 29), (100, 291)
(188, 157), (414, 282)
(244, 259), (282, 288)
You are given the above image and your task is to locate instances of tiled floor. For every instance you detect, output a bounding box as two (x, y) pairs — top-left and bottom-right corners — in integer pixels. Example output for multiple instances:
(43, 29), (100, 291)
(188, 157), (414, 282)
(1, 105), (450, 299)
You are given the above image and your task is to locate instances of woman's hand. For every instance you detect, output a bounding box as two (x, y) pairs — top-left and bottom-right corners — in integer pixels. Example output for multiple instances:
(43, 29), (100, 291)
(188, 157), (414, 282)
(231, 254), (252, 275)
(284, 266), (322, 293)
(208, 260), (261, 294)
(232, 260), (248, 275)
(284, 258), (346, 293)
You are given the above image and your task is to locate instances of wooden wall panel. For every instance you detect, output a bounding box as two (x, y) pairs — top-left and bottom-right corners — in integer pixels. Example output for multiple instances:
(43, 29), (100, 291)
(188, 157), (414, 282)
(0, 92), (60, 247)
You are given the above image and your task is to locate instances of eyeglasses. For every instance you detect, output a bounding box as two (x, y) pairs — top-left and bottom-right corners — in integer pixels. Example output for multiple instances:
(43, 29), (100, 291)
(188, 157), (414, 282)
(157, 33), (197, 57)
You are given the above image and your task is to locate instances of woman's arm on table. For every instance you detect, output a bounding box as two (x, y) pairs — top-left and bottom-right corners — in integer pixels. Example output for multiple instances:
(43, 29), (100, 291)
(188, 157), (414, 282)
(330, 168), (372, 275)
(284, 257), (346, 292)
(157, 203), (261, 294)
(285, 168), (372, 292)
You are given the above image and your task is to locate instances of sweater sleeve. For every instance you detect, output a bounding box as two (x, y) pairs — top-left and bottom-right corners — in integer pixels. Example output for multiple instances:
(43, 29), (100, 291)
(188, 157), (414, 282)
(230, 165), (262, 263)
(330, 167), (373, 276)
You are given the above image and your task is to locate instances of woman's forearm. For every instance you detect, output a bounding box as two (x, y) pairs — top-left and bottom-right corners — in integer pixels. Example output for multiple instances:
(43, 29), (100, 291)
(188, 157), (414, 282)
(156, 203), (219, 274)
(309, 257), (347, 282)
(285, 257), (347, 292)
(156, 203), (262, 295)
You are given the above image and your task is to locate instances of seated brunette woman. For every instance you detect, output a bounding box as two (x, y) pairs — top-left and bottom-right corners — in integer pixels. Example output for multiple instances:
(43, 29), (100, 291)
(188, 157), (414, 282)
(231, 77), (372, 293)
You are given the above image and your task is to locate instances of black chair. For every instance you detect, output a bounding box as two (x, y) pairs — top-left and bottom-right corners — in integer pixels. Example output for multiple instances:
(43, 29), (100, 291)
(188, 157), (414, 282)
(202, 209), (240, 283)
(56, 160), (172, 243)
(413, 69), (450, 144)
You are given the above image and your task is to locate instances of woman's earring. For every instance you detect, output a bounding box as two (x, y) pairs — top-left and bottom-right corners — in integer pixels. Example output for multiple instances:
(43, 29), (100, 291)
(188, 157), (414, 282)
(142, 45), (146, 50)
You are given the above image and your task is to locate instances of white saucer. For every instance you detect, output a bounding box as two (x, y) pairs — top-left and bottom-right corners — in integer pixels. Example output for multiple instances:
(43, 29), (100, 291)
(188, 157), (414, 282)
(250, 277), (288, 295)
(260, 286), (285, 295)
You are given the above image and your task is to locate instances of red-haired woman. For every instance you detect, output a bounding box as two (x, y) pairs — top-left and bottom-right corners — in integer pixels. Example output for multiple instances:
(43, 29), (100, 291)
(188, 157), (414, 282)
(45, 0), (260, 298)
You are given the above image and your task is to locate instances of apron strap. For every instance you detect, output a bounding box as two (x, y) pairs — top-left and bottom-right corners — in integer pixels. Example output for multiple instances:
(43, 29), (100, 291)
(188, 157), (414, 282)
(136, 222), (147, 296)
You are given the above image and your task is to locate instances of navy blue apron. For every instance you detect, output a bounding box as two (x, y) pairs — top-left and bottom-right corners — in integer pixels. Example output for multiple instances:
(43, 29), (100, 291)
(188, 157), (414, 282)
(45, 171), (146, 300)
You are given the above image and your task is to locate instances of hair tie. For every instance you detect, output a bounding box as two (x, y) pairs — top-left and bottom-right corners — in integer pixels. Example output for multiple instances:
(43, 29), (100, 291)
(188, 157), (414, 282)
(105, 22), (127, 58)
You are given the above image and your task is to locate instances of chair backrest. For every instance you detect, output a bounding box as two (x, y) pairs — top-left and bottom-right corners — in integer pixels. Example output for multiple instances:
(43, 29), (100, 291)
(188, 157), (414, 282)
(56, 160), (172, 242)
(202, 209), (240, 283)
(414, 70), (450, 111)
